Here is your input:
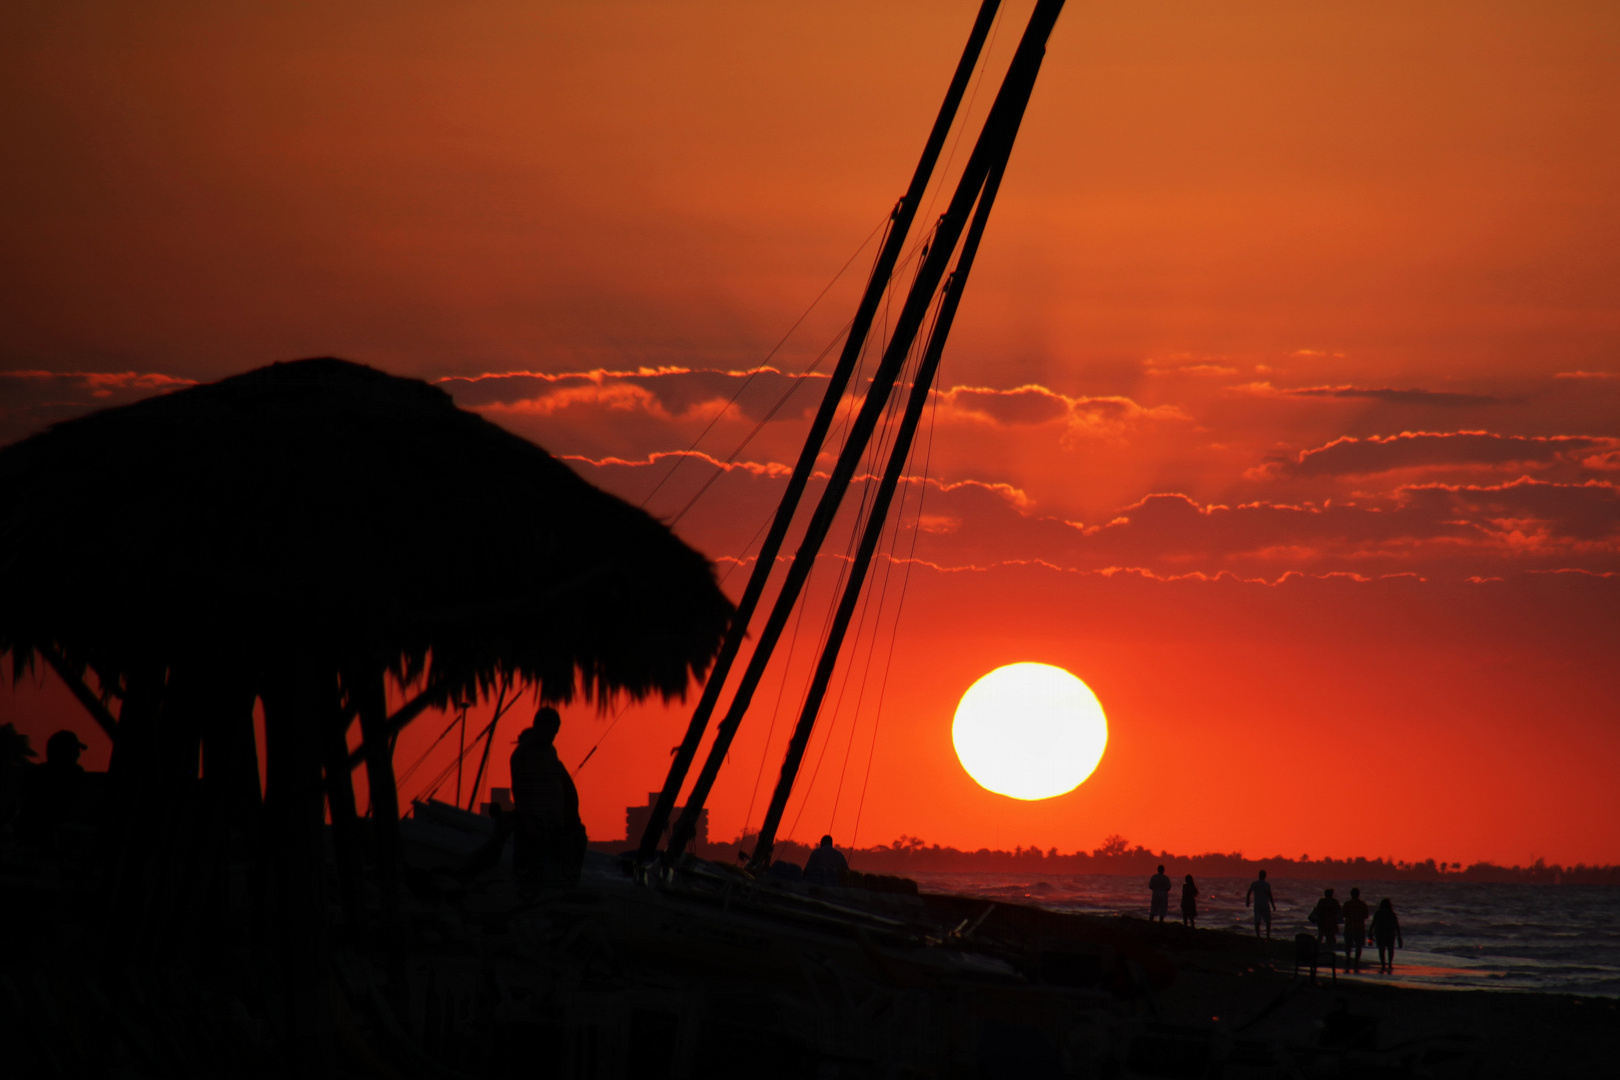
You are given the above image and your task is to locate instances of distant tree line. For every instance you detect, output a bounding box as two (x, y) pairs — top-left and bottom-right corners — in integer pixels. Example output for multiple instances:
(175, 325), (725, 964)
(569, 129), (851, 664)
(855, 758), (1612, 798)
(703, 832), (1620, 885)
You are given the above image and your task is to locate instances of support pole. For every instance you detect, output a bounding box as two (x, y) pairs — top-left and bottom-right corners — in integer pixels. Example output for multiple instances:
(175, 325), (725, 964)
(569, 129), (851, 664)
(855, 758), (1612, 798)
(638, 0), (1005, 860)
(466, 680), (510, 812)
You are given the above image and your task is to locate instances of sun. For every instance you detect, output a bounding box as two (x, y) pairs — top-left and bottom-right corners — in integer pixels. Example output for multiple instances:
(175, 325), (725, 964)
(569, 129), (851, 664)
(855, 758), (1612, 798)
(952, 662), (1108, 800)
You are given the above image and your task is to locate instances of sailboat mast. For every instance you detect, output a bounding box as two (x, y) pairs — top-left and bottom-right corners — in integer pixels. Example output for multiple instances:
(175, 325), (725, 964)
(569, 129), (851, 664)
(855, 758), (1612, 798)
(638, 0), (1004, 860)
(666, 0), (1067, 863)
(748, 154), (1012, 873)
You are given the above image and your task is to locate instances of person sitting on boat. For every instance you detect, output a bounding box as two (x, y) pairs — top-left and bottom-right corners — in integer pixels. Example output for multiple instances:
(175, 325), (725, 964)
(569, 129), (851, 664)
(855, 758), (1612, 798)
(803, 834), (849, 887)
(1147, 865), (1172, 922)
(509, 707), (586, 896)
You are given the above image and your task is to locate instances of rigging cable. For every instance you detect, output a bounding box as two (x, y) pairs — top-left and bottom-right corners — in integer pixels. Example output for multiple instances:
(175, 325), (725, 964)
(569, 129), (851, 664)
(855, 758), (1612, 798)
(739, 281), (902, 842)
(639, 214), (890, 512)
(850, 302), (945, 850)
(781, 294), (939, 842)
(828, 439), (917, 834)
(740, 570), (814, 843)
(663, 215), (941, 530)
(577, 243), (896, 787)
(573, 697), (630, 775)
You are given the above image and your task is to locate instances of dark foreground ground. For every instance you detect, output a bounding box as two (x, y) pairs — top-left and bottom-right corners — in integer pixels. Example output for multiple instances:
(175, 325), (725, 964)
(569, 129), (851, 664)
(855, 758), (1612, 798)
(4, 845), (1615, 1078)
(919, 890), (1618, 1078)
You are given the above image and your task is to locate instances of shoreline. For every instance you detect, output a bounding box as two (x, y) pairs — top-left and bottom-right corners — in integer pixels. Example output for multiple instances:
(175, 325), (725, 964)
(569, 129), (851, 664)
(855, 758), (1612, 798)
(915, 888), (1619, 1076)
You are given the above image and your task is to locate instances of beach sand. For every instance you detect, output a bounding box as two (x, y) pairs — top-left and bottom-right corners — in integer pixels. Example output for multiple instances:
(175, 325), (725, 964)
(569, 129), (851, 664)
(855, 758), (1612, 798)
(919, 890), (1619, 1077)
(6, 850), (1615, 1077)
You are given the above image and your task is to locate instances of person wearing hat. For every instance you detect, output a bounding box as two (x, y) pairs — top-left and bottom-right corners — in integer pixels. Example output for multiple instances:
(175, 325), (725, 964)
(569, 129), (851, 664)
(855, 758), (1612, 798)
(508, 707), (585, 896)
(17, 729), (87, 851)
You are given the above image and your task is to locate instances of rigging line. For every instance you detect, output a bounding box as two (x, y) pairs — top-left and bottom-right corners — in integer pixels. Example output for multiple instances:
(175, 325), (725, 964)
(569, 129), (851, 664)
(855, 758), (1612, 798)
(466, 677), (513, 812)
(666, 311), (856, 528)
(730, 296), (899, 831)
(742, 570), (814, 840)
(414, 706), (507, 805)
(395, 707), (469, 788)
(768, 266), (935, 847)
(668, 214), (936, 531)
(784, 300), (933, 841)
(718, 514), (774, 589)
(823, 296), (942, 831)
(851, 309), (946, 849)
(787, 498), (895, 844)
(835, 386), (928, 839)
(767, 220), (926, 503)
(573, 697), (630, 775)
(782, 323), (930, 843)
(828, 445), (915, 833)
(640, 214), (889, 512)
(409, 680), (529, 803)
(918, 3), (1005, 236)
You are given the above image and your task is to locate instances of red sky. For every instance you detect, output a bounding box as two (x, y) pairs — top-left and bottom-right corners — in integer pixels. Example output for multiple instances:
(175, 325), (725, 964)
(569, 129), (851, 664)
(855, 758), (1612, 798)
(3, 1), (1617, 865)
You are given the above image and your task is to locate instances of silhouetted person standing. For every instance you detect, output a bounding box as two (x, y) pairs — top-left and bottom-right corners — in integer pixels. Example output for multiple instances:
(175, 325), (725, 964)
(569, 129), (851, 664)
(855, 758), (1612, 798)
(1370, 898), (1403, 973)
(17, 730), (86, 852)
(804, 835), (849, 886)
(1148, 865), (1172, 922)
(509, 708), (585, 897)
(1341, 887), (1371, 971)
(1245, 870), (1277, 939)
(1180, 874), (1199, 927)
(1310, 887), (1342, 946)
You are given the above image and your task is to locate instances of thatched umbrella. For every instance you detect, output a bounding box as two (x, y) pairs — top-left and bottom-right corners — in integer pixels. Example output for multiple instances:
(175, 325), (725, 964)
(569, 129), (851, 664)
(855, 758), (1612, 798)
(1, 356), (731, 703)
(0, 357), (733, 1029)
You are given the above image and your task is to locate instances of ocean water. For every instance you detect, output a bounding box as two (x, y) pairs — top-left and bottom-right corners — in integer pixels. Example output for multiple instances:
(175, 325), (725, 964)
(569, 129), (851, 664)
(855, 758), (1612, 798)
(909, 873), (1620, 998)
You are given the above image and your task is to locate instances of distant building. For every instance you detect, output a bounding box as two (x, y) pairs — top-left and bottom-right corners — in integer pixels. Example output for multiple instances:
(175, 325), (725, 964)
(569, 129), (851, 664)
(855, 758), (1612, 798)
(625, 792), (707, 850)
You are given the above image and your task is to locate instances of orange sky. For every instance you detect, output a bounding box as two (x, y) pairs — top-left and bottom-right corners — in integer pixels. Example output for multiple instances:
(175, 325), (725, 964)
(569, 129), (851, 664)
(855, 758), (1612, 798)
(3, 2), (1617, 865)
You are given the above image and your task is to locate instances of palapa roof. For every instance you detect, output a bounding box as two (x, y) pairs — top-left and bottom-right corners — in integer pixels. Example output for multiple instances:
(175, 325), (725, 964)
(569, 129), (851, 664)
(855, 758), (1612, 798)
(0, 357), (734, 704)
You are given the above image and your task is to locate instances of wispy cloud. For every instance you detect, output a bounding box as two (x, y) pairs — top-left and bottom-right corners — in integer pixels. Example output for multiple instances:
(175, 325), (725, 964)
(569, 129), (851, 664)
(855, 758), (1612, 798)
(936, 383), (1187, 437)
(1232, 382), (1502, 407)
(438, 366), (828, 423)
(0, 369), (198, 444)
(1270, 431), (1615, 478)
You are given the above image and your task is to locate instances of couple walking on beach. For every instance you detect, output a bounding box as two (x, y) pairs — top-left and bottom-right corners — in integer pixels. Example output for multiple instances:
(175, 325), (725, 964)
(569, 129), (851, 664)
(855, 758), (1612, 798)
(1309, 886), (1404, 972)
(1147, 865), (1202, 927)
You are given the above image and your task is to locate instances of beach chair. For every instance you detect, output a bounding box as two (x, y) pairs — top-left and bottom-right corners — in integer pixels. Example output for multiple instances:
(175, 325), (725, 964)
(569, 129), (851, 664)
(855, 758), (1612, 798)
(1293, 933), (1336, 984)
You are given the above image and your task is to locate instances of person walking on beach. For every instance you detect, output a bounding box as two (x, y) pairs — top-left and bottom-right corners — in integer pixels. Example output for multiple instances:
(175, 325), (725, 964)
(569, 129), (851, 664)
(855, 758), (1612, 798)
(1180, 874), (1199, 928)
(1148, 865), (1172, 922)
(1341, 887), (1371, 971)
(1370, 898), (1404, 973)
(1309, 887), (1342, 945)
(1245, 869), (1277, 939)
